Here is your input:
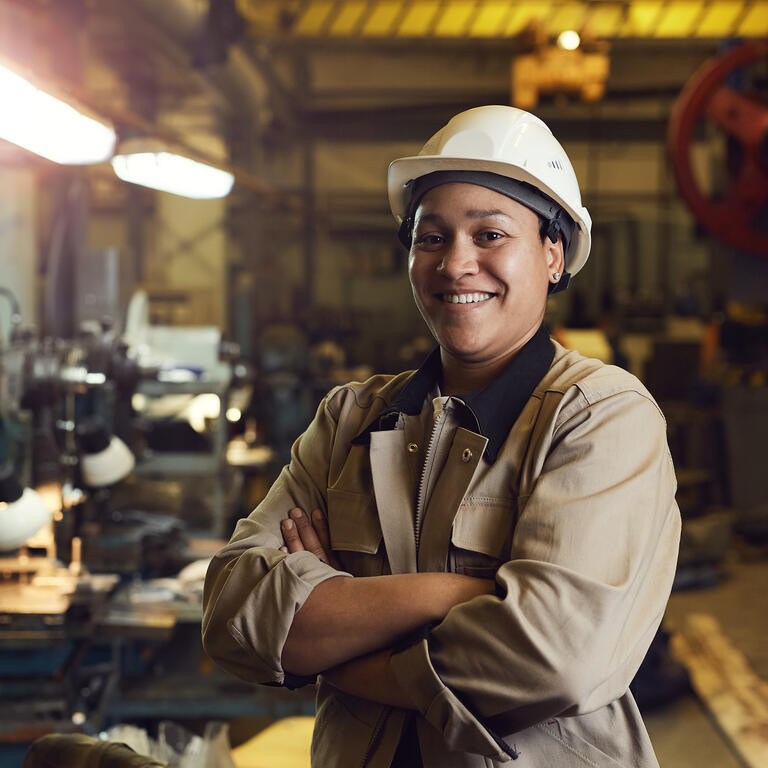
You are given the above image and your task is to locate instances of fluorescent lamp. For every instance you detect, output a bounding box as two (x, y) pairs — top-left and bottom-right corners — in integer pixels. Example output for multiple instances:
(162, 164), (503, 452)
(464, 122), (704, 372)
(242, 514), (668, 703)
(0, 62), (116, 164)
(111, 139), (235, 199)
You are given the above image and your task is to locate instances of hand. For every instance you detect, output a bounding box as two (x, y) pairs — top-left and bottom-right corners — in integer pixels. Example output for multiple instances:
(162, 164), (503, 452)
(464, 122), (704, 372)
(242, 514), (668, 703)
(281, 507), (342, 570)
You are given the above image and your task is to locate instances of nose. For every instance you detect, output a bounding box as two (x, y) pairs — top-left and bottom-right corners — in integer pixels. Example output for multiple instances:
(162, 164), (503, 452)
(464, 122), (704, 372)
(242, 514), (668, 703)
(436, 239), (479, 279)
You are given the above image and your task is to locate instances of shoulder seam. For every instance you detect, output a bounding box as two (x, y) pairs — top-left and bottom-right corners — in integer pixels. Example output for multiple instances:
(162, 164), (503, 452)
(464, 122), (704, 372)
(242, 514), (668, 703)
(555, 387), (667, 432)
(327, 374), (409, 414)
(576, 384), (666, 421)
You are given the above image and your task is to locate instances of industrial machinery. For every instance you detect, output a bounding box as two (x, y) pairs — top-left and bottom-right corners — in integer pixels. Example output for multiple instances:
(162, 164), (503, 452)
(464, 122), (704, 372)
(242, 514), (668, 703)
(668, 38), (768, 256)
(511, 24), (611, 110)
(0, 286), (250, 744)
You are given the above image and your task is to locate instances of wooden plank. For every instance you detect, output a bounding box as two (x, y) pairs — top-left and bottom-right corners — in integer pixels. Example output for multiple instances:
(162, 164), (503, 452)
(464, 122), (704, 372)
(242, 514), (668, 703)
(670, 613), (768, 768)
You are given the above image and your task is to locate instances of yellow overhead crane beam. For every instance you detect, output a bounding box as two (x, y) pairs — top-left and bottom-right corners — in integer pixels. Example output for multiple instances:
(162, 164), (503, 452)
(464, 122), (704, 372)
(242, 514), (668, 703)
(237, 0), (768, 39)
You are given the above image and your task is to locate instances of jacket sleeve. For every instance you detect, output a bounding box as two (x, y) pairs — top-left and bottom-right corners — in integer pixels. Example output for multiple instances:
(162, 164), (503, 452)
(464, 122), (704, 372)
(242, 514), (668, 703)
(390, 388), (681, 756)
(201, 390), (352, 686)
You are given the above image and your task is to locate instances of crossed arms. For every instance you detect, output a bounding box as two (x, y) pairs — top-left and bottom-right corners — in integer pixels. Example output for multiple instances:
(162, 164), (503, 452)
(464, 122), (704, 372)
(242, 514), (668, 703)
(202, 384), (680, 752)
(278, 506), (494, 708)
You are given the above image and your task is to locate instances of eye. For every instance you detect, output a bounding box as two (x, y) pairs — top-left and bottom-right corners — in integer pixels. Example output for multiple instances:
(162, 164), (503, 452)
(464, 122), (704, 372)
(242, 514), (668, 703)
(413, 233), (445, 249)
(475, 230), (505, 244)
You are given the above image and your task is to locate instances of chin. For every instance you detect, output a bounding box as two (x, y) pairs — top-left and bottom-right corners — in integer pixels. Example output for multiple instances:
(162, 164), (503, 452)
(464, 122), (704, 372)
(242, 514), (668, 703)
(438, 336), (493, 362)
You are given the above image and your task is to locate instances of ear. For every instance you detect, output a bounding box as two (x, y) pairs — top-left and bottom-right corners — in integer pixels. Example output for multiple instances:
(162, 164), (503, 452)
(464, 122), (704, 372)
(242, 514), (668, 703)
(544, 234), (565, 275)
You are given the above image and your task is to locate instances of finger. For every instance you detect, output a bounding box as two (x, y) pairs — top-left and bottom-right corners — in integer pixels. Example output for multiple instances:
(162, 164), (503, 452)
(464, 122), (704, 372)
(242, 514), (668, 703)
(279, 546), (288, 553)
(311, 509), (332, 553)
(281, 517), (305, 553)
(311, 509), (341, 569)
(289, 508), (328, 560)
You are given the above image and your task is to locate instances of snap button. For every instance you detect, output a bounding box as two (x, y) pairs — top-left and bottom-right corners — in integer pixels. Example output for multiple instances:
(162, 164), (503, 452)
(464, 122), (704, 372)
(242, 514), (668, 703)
(461, 448), (473, 462)
(407, 442), (419, 453)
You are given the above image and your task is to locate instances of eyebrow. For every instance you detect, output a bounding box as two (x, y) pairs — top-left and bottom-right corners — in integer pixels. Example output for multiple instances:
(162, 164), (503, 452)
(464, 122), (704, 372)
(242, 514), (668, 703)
(465, 209), (509, 219)
(416, 209), (510, 225)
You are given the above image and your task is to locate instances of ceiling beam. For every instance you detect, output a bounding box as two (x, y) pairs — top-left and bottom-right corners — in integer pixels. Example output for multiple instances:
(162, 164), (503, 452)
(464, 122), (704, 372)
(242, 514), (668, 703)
(286, 99), (679, 142)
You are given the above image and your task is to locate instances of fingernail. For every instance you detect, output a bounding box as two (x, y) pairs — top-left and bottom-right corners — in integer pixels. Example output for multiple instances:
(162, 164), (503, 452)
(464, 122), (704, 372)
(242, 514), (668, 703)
(279, 546), (288, 553)
(290, 508), (303, 519)
(282, 519), (294, 530)
(312, 509), (322, 520)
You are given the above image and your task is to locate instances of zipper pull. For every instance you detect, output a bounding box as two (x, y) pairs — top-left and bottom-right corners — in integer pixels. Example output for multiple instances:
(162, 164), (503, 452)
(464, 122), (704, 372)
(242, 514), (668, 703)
(432, 395), (449, 422)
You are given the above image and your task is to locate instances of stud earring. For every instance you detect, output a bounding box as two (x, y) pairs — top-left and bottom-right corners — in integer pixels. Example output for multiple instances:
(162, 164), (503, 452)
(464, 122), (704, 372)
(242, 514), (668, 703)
(552, 272), (561, 281)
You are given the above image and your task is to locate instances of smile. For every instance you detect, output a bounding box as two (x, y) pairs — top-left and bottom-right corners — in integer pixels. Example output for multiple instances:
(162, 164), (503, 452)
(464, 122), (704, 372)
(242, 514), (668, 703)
(440, 292), (494, 304)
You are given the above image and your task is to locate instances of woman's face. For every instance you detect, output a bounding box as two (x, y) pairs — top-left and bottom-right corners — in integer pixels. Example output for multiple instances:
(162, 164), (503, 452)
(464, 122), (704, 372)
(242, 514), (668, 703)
(408, 183), (563, 367)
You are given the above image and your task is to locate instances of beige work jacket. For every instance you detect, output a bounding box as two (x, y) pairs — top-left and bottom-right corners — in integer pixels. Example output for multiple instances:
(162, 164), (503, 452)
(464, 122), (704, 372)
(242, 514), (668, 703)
(202, 340), (681, 767)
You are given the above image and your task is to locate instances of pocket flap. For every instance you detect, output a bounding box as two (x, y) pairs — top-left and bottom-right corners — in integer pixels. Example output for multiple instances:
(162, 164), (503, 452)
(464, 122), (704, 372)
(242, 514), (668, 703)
(451, 499), (513, 560)
(327, 488), (382, 554)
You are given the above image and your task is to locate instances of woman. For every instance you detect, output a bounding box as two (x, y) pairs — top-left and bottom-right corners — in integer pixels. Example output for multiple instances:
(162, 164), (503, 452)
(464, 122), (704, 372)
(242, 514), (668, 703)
(203, 106), (680, 767)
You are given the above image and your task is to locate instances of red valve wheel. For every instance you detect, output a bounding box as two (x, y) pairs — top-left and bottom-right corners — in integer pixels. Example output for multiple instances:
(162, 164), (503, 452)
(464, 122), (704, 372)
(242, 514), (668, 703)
(668, 39), (768, 255)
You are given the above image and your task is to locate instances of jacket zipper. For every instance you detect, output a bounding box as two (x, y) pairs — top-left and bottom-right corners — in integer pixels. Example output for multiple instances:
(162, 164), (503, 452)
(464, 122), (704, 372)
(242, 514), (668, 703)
(358, 401), (445, 768)
(413, 398), (448, 557)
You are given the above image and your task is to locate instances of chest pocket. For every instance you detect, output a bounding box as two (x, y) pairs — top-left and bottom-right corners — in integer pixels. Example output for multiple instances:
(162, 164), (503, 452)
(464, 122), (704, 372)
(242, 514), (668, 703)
(449, 498), (515, 578)
(326, 488), (386, 577)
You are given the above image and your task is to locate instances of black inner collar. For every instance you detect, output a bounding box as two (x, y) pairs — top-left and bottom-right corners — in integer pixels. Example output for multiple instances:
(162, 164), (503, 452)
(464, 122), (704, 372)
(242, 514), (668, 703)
(353, 324), (554, 463)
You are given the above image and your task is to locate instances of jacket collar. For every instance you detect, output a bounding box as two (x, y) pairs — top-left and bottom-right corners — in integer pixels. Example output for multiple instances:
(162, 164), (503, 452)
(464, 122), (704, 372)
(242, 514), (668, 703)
(353, 324), (554, 464)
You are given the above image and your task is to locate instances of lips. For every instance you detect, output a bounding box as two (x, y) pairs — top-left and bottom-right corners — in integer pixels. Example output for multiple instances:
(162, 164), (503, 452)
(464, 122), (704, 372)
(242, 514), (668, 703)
(439, 292), (495, 304)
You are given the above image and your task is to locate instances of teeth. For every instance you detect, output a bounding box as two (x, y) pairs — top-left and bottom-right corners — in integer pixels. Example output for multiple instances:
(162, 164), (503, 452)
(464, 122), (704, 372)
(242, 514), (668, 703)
(442, 292), (492, 304)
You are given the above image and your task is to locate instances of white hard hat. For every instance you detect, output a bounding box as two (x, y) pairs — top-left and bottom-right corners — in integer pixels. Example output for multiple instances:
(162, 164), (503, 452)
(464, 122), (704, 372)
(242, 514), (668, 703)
(388, 105), (592, 279)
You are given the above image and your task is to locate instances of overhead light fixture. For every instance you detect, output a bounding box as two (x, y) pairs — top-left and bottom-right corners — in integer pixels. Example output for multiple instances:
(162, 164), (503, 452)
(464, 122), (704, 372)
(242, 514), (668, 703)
(0, 462), (53, 551)
(111, 138), (235, 199)
(0, 61), (116, 164)
(557, 30), (581, 50)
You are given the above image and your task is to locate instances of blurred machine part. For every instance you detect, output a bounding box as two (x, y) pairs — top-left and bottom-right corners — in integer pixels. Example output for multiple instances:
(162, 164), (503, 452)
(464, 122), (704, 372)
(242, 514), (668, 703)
(0, 286), (249, 742)
(0, 285), (22, 348)
(0, 460), (52, 551)
(78, 510), (187, 577)
(0, 287), (211, 574)
(124, 290), (232, 383)
(248, 323), (313, 468)
(668, 39), (768, 255)
(512, 26), (610, 109)
(122, 290), (248, 537)
(76, 418), (135, 489)
(722, 384), (768, 509)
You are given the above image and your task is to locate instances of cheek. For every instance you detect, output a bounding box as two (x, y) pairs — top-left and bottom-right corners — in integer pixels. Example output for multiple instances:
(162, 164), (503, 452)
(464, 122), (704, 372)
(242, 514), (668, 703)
(408, 257), (428, 297)
(500, 247), (550, 301)
(528, 245), (552, 283)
